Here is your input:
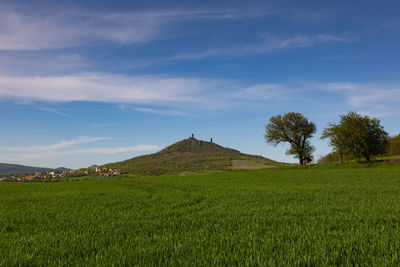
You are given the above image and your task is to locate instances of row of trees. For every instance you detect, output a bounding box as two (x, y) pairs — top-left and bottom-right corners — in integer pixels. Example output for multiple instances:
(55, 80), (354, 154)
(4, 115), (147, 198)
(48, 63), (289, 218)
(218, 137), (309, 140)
(319, 133), (400, 164)
(265, 112), (391, 165)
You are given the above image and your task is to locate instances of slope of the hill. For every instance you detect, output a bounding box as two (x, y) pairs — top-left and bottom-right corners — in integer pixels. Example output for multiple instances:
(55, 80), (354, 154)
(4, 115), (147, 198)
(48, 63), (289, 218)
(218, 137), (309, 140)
(104, 137), (282, 176)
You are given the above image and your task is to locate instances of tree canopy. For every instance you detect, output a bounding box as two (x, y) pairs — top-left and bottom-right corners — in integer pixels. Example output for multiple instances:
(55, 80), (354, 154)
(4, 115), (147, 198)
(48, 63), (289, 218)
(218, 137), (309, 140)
(321, 123), (347, 163)
(265, 112), (316, 165)
(322, 112), (389, 162)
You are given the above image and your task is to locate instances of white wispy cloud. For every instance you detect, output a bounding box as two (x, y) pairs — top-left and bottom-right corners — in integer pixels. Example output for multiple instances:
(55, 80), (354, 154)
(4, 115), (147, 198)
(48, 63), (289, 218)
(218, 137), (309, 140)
(1, 136), (111, 152)
(68, 145), (160, 155)
(0, 73), (245, 111)
(236, 84), (289, 99)
(36, 107), (71, 118)
(171, 32), (353, 60)
(0, 74), (206, 104)
(0, 6), (160, 50)
(257, 32), (353, 50)
(0, 2), (349, 54)
(0, 136), (160, 160)
(317, 55), (364, 61)
(0, 71), (291, 111)
(290, 8), (331, 21)
(0, 53), (88, 75)
(232, 80), (400, 118)
(6, 145), (160, 160)
(1, 70), (398, 116)
(0, 4), (273, 51)
(133, 107), (187, 116)
(88, 123), (127, 128)
(356, 107), (397, 118)
(321, 82), (400, 108)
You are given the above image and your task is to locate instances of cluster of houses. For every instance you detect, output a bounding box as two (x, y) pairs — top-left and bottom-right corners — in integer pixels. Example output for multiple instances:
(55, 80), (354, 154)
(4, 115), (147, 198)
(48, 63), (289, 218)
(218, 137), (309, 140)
(0, 167), (121, 182)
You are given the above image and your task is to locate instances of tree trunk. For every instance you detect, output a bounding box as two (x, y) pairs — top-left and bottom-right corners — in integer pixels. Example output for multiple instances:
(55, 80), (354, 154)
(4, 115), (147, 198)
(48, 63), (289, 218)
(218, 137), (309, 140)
(339, 152), (343, 164)
(299, 158), (304, 166)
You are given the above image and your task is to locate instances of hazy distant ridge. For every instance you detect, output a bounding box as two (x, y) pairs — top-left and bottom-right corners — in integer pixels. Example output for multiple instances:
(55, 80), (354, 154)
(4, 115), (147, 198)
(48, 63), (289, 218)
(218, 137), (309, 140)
(0, 163), (69, 175)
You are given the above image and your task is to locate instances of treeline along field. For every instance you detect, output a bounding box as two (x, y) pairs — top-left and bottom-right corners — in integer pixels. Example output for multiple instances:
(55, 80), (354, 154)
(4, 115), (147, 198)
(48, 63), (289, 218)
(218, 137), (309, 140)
(1, 164), (400, 265)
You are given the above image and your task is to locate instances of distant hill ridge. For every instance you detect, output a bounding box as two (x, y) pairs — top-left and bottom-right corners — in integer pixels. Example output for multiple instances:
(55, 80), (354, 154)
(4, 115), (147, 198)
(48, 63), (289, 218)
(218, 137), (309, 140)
(104, 136), (281, 176)
(0, 163), (70, 175)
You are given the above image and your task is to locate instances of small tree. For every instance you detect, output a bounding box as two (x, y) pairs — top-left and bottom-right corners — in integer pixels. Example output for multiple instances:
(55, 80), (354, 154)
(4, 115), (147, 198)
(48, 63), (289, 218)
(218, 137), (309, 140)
(265, 112), (316, 165)
(321, 123), (347, 163)
(322, 112), (389, 162)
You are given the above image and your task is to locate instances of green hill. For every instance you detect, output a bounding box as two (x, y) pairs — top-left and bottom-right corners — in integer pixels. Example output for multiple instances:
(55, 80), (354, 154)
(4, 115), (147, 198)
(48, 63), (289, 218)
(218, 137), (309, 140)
(104, 137), (283, 176)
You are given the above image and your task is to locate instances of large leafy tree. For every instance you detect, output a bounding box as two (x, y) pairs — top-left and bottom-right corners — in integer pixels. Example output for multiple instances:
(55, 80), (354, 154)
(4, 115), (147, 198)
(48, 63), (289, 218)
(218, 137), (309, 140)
(322, 112), (389, 162)
(265, 112), (316, 165)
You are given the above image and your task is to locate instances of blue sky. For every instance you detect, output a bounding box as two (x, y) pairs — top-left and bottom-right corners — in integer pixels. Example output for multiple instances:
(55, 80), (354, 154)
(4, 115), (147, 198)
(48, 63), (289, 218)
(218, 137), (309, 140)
(0, 0), (399, 168)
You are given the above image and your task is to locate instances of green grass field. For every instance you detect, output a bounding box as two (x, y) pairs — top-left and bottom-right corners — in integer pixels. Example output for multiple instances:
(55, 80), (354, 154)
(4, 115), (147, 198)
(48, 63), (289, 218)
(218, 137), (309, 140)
(1, 164), (400, 265)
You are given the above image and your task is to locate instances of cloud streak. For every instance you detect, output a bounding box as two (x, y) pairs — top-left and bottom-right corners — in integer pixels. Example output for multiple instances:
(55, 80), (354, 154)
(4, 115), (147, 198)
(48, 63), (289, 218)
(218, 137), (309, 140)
(236, 84), (289, 100)
(0, 6), (161, 50)
(0, 4), (273, 51)
(1, 72), (398, 117)
(68, 145), (160, 155)
(1, 136), (111, 152)
(171, 33), (353, 60)
(0, 74), (206, 105)
(0, 136), (160, 160)
(133, 107), (187, 116)
(321, 82), (400, 108)
(36, 107), (71, 118)
(0, 53), (88, 75)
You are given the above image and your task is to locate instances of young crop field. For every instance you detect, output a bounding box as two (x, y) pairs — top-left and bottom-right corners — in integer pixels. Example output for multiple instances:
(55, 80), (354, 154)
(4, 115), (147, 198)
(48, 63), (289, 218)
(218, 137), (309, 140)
(1, 164), (400, 265)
